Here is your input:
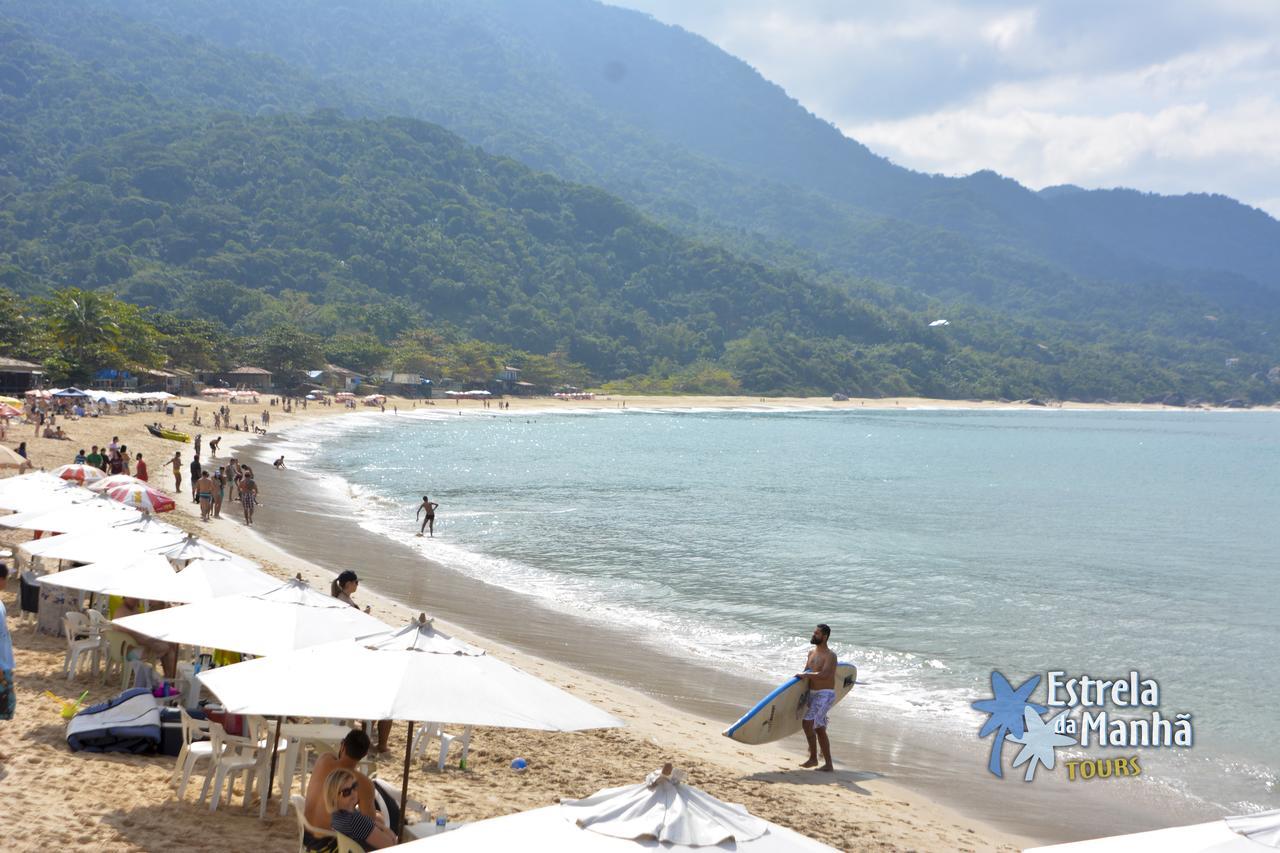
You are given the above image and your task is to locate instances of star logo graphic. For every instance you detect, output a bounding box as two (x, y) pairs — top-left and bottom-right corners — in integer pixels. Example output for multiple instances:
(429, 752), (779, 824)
(1007, 707), (1076, 781)
(972, 671), (1047, 778)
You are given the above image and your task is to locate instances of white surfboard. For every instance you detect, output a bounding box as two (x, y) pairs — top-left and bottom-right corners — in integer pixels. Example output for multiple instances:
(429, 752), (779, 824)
(723, 663), (857, 745)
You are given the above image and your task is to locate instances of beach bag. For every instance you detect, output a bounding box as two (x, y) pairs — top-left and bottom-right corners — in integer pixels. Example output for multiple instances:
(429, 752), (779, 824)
(67, 688), (161, 754)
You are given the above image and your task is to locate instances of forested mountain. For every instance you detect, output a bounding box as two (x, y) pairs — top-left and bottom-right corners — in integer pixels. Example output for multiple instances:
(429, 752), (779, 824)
(62, 0), (1280, 297)
(0, 1), (1277, 400)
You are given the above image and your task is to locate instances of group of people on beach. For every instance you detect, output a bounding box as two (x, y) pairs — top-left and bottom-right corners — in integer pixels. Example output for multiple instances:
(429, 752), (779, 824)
(168, 451), (259, 525)
(72, 436), (145, 479)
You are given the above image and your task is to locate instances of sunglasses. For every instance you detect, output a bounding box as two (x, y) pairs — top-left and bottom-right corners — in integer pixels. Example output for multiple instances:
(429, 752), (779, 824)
(339, 783), (358, 797)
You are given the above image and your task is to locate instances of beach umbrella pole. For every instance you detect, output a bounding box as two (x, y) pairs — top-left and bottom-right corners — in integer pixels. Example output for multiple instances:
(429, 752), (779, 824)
(267, 714), (283, 802)
(398, 720), (414, 841)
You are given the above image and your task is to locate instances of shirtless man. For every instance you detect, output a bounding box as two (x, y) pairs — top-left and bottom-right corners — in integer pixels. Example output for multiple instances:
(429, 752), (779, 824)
(303, 730), (400, 849)
(416, 495), (439, 537)
(239, 469), (259, 526)
(170, 452), (182, 493)
(195, 470), (215, 521)
(797, 623), (837, 771)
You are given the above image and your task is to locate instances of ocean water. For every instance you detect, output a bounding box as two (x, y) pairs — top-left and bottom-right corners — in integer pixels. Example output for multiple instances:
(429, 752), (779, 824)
(271, 405), (1279, 820)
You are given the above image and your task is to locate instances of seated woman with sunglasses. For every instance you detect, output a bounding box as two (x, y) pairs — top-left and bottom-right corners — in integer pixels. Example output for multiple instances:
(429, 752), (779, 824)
(323, 768), (399, 850)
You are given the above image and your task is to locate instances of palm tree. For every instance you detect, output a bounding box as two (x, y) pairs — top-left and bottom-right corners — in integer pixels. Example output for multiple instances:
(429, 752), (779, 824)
(45, 289), (122, 384)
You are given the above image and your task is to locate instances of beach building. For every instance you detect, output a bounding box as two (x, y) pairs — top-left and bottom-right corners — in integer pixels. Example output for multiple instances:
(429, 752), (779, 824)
(306, 364), (365, 393)
(373, 370), (433, 398)
(0, 356), (44, 395)
(142, 367), (196, 396)
(496, 365), (535, 395)
(222, 365), (272, 391)
(93, 368), (140, 390)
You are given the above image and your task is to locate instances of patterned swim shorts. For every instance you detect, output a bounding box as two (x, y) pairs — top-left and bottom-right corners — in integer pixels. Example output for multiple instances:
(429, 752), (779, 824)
(803, 688), (836, 729)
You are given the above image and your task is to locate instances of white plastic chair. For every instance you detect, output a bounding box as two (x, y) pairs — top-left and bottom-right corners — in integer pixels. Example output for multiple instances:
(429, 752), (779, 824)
(171, 707), (215, 797)
(290, 794), (334, 853)
(201, 723), (266, 814)
(100, 628), (140, 689)
(61, 612), (103, 680)
(412, 721), (473, 771)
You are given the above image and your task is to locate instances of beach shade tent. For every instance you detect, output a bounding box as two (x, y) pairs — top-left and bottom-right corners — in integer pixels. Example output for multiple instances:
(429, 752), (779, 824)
(53, 463), (109, 485)
(1025, 808), (1280, 852)
(197, 615), (624, 832)
(101, 481), (177, 514)
(113, 577), (389, 658)
(0, 395), (22, 406)
(37, 553), (180, 600)
(0, 444), (33, 472)
(396, 765), (839, 852)
(0, 496), (142, 534)
(52, 387), (91, 398)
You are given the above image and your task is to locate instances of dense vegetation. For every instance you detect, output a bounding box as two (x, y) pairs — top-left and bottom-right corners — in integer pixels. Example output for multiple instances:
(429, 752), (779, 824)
(0, 2), (1277, 401)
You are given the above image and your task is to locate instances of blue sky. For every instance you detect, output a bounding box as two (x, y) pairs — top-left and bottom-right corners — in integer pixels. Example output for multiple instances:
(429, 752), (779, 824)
(609, 1), (1280, 217)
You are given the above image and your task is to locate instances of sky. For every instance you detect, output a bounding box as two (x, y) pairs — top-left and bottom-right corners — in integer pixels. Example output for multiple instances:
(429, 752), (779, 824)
(608, 1), (1280, 218)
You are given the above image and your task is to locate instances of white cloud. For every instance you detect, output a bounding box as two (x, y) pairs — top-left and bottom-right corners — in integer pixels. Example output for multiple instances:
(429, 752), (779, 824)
(608, 1), (1280, 217)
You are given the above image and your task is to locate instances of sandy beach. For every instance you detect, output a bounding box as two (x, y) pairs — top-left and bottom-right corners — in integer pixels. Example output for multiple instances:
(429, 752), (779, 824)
(0, 394), (1037, 852)
(6, 391), (1254, 851)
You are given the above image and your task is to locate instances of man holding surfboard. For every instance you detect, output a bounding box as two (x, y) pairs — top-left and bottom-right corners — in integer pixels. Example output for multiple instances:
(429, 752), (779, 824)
(797, 623), (837, 771)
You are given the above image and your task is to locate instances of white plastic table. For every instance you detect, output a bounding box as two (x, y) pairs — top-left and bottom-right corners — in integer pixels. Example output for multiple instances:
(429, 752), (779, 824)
(276, 722), (353, 816)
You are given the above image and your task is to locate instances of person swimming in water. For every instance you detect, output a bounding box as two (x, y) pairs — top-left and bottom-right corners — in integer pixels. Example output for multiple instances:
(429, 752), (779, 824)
(416, 495), (439, 537)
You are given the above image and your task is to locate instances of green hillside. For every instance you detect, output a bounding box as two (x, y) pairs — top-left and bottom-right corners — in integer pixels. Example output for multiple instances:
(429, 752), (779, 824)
(0, 4), (1276, 401)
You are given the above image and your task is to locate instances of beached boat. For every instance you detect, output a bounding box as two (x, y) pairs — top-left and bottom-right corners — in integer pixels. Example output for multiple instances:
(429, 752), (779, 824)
(146, 424), (191, 443)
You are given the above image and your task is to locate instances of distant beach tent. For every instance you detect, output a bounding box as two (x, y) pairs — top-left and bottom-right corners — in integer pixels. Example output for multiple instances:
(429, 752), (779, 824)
(51, 387), (91, 398)
(396, 765), (839, 852)
(928, 319), (950, 327)
(1025, 808), (1280, 852)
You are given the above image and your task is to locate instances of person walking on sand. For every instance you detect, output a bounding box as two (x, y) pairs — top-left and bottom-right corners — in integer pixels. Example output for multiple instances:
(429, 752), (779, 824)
(195, 470), (215, 522)
(189, 454), (202, 503)
(170, 452), (182, 493)
(239, 468), (259, 526)
(796, 623), (837, 771)
(212, 467), (225, 519)
(416, 495), (439, 537)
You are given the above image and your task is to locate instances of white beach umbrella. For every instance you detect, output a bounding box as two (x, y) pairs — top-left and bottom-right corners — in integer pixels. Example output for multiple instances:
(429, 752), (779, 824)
(155, 533), (258, 568)
(1025, 808), (1280, 852)
(197, 615), (623, 832)
(36, 553), (180, 599)
(196, 615), (623, 729)
(113, 577), (389, 657)
(396, 765), (838, 852)
(168, 559), (279, 602)
(0, 496), (141, 534)
(0, 472), (85, 511)
(19, 526), (185, 564)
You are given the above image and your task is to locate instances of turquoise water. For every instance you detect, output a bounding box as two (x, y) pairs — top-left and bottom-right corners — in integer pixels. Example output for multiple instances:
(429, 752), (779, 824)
(278, 406), (1279, 816)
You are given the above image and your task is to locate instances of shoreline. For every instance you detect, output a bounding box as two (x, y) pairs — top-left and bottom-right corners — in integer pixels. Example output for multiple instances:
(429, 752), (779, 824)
(1, 397), (1033, 852)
